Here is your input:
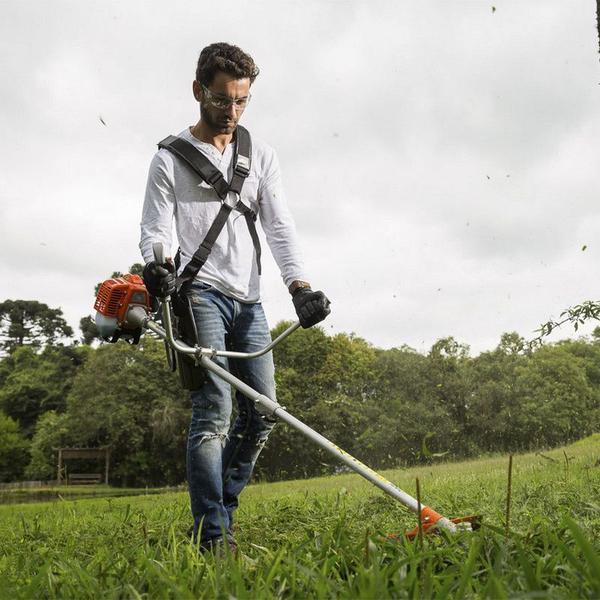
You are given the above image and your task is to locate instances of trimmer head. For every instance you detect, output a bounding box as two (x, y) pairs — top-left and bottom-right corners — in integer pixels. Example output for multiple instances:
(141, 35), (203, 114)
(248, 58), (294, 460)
(386, 506), (481, 541)
(403, 512), (482, 540)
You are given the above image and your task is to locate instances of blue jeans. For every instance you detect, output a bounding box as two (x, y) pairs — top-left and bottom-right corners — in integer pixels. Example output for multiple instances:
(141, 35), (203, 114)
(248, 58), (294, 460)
(186, 281), (276, 544)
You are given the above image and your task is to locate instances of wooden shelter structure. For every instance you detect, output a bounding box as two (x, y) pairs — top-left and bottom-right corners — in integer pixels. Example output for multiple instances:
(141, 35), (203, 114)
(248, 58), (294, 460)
(56, 447), (111, 485)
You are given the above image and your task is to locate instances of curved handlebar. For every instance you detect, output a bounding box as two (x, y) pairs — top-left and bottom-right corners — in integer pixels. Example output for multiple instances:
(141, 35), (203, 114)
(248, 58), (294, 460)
(143, 298), (301, 360)
(147, 241), (301, 359)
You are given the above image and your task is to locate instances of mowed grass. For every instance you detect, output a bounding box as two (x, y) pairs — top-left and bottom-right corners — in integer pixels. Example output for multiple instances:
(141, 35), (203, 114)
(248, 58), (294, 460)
(0, 435), (599, 599)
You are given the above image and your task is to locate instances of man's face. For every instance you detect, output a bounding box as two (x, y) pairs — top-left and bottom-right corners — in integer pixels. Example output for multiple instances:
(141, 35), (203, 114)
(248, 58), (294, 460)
(194, 71), (251, 135)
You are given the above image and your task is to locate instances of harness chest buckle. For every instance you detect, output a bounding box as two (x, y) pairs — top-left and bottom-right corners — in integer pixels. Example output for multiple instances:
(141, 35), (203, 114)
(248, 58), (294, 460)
(235, 154), (251, 177)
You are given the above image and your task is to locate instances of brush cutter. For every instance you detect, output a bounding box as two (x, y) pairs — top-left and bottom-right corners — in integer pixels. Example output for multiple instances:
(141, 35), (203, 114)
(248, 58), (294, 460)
(93, 243), (479, 538)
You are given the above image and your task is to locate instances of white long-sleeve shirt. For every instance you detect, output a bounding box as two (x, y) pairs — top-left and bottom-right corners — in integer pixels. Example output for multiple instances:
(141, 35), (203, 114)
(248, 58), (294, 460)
(139, 127), (307, 303)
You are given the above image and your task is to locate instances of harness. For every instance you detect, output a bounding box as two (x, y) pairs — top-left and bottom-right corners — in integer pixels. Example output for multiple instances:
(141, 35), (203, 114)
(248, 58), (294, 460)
(157, 124), (261, 287)
(156, 125), (261, 389)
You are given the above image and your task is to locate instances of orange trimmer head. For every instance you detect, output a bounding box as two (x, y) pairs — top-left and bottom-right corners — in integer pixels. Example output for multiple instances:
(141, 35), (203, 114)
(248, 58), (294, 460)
(404, 515), (481, 540)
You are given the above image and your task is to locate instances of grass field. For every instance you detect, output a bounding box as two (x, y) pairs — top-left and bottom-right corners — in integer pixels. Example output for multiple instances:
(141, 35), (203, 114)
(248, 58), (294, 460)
(1, 435), (599, 598)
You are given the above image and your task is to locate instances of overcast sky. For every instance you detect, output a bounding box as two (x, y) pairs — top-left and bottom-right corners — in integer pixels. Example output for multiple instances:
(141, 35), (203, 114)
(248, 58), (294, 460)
(1, 1), (599, 355)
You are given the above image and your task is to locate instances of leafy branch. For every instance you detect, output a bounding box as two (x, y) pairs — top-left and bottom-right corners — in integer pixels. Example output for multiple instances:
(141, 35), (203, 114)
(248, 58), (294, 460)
(530, 300), (600, 348)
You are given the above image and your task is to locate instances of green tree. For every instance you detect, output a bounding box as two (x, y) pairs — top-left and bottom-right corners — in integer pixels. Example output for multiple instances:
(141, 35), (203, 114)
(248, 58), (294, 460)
(425, 337), (475, 456)
(25, 410), (71, 480)
(63, 337), (187, 486)
(0, 345), (89, 437)
(468, 333), (529, 451)
(258, 322), (332, 479)
(510, 345), (598, 448)
(557, 338), (600, 436)
(358, 346), (438, 468)
(259, 324), (378, 479)
(0, 300), (73, 354)
(305, 333), (377, 461)
(0, 411), (30, 482)
(79, 315), (99, 345)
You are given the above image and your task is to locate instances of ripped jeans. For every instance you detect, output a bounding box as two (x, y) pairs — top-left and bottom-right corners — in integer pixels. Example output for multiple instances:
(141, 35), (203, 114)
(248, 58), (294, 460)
(186, 281), (276, 544)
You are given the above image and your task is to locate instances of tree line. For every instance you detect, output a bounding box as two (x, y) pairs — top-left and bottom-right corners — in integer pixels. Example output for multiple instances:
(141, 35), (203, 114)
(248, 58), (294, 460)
(1, 297), (599, 485)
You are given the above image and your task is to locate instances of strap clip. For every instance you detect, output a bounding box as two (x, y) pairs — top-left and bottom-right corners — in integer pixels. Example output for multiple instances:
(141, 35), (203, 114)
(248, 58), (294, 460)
(235, 154), (251, 177)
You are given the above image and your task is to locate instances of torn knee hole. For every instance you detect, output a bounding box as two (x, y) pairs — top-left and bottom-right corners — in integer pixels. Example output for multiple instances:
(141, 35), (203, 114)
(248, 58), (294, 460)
(196, 432), (229, 446)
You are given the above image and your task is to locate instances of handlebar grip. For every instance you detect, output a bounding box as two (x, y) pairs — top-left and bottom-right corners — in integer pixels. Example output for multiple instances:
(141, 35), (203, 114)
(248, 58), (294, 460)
(152, 242), (165, 264)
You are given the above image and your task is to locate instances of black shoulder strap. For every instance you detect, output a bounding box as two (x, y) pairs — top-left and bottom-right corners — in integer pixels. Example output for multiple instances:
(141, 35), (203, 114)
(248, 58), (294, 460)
(158, 126), (261, 286)
(158, 135), (229, 200)
(158, 125), (252, 199)
(236, 203), (262, 277)
(176, 199), (262, 286)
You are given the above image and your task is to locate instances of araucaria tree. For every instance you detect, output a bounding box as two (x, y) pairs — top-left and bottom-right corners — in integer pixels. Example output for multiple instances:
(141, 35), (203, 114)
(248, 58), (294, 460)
(0, 300), (73, 354)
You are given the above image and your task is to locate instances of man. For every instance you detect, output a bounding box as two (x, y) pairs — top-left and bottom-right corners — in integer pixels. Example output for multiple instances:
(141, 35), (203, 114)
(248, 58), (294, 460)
(139, 43), (330, 552)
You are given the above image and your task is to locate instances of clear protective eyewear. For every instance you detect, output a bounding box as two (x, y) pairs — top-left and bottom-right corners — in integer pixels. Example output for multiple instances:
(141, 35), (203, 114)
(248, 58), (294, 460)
(201, 84), (251, 111)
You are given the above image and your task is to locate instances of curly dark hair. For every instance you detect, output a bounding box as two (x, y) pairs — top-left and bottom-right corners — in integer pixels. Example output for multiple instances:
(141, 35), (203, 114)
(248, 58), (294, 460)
(195, 43), (260, 87)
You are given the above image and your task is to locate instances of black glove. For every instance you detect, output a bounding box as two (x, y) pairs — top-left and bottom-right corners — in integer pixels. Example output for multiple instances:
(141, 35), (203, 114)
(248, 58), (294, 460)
(292, 288), (331, 328)
(142, 260), (176, 298)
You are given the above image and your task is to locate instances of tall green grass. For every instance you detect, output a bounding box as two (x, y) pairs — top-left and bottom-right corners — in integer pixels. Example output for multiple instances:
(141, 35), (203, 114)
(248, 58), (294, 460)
(0, 435), (598, 598)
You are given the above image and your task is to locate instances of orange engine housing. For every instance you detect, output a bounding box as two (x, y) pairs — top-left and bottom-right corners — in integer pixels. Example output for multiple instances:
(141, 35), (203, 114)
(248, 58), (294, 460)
(94, 274), (152, 324)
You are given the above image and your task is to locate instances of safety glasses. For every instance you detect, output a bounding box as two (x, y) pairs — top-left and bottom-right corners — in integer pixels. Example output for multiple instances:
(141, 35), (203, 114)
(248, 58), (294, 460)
(201, 84), (251, 111)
